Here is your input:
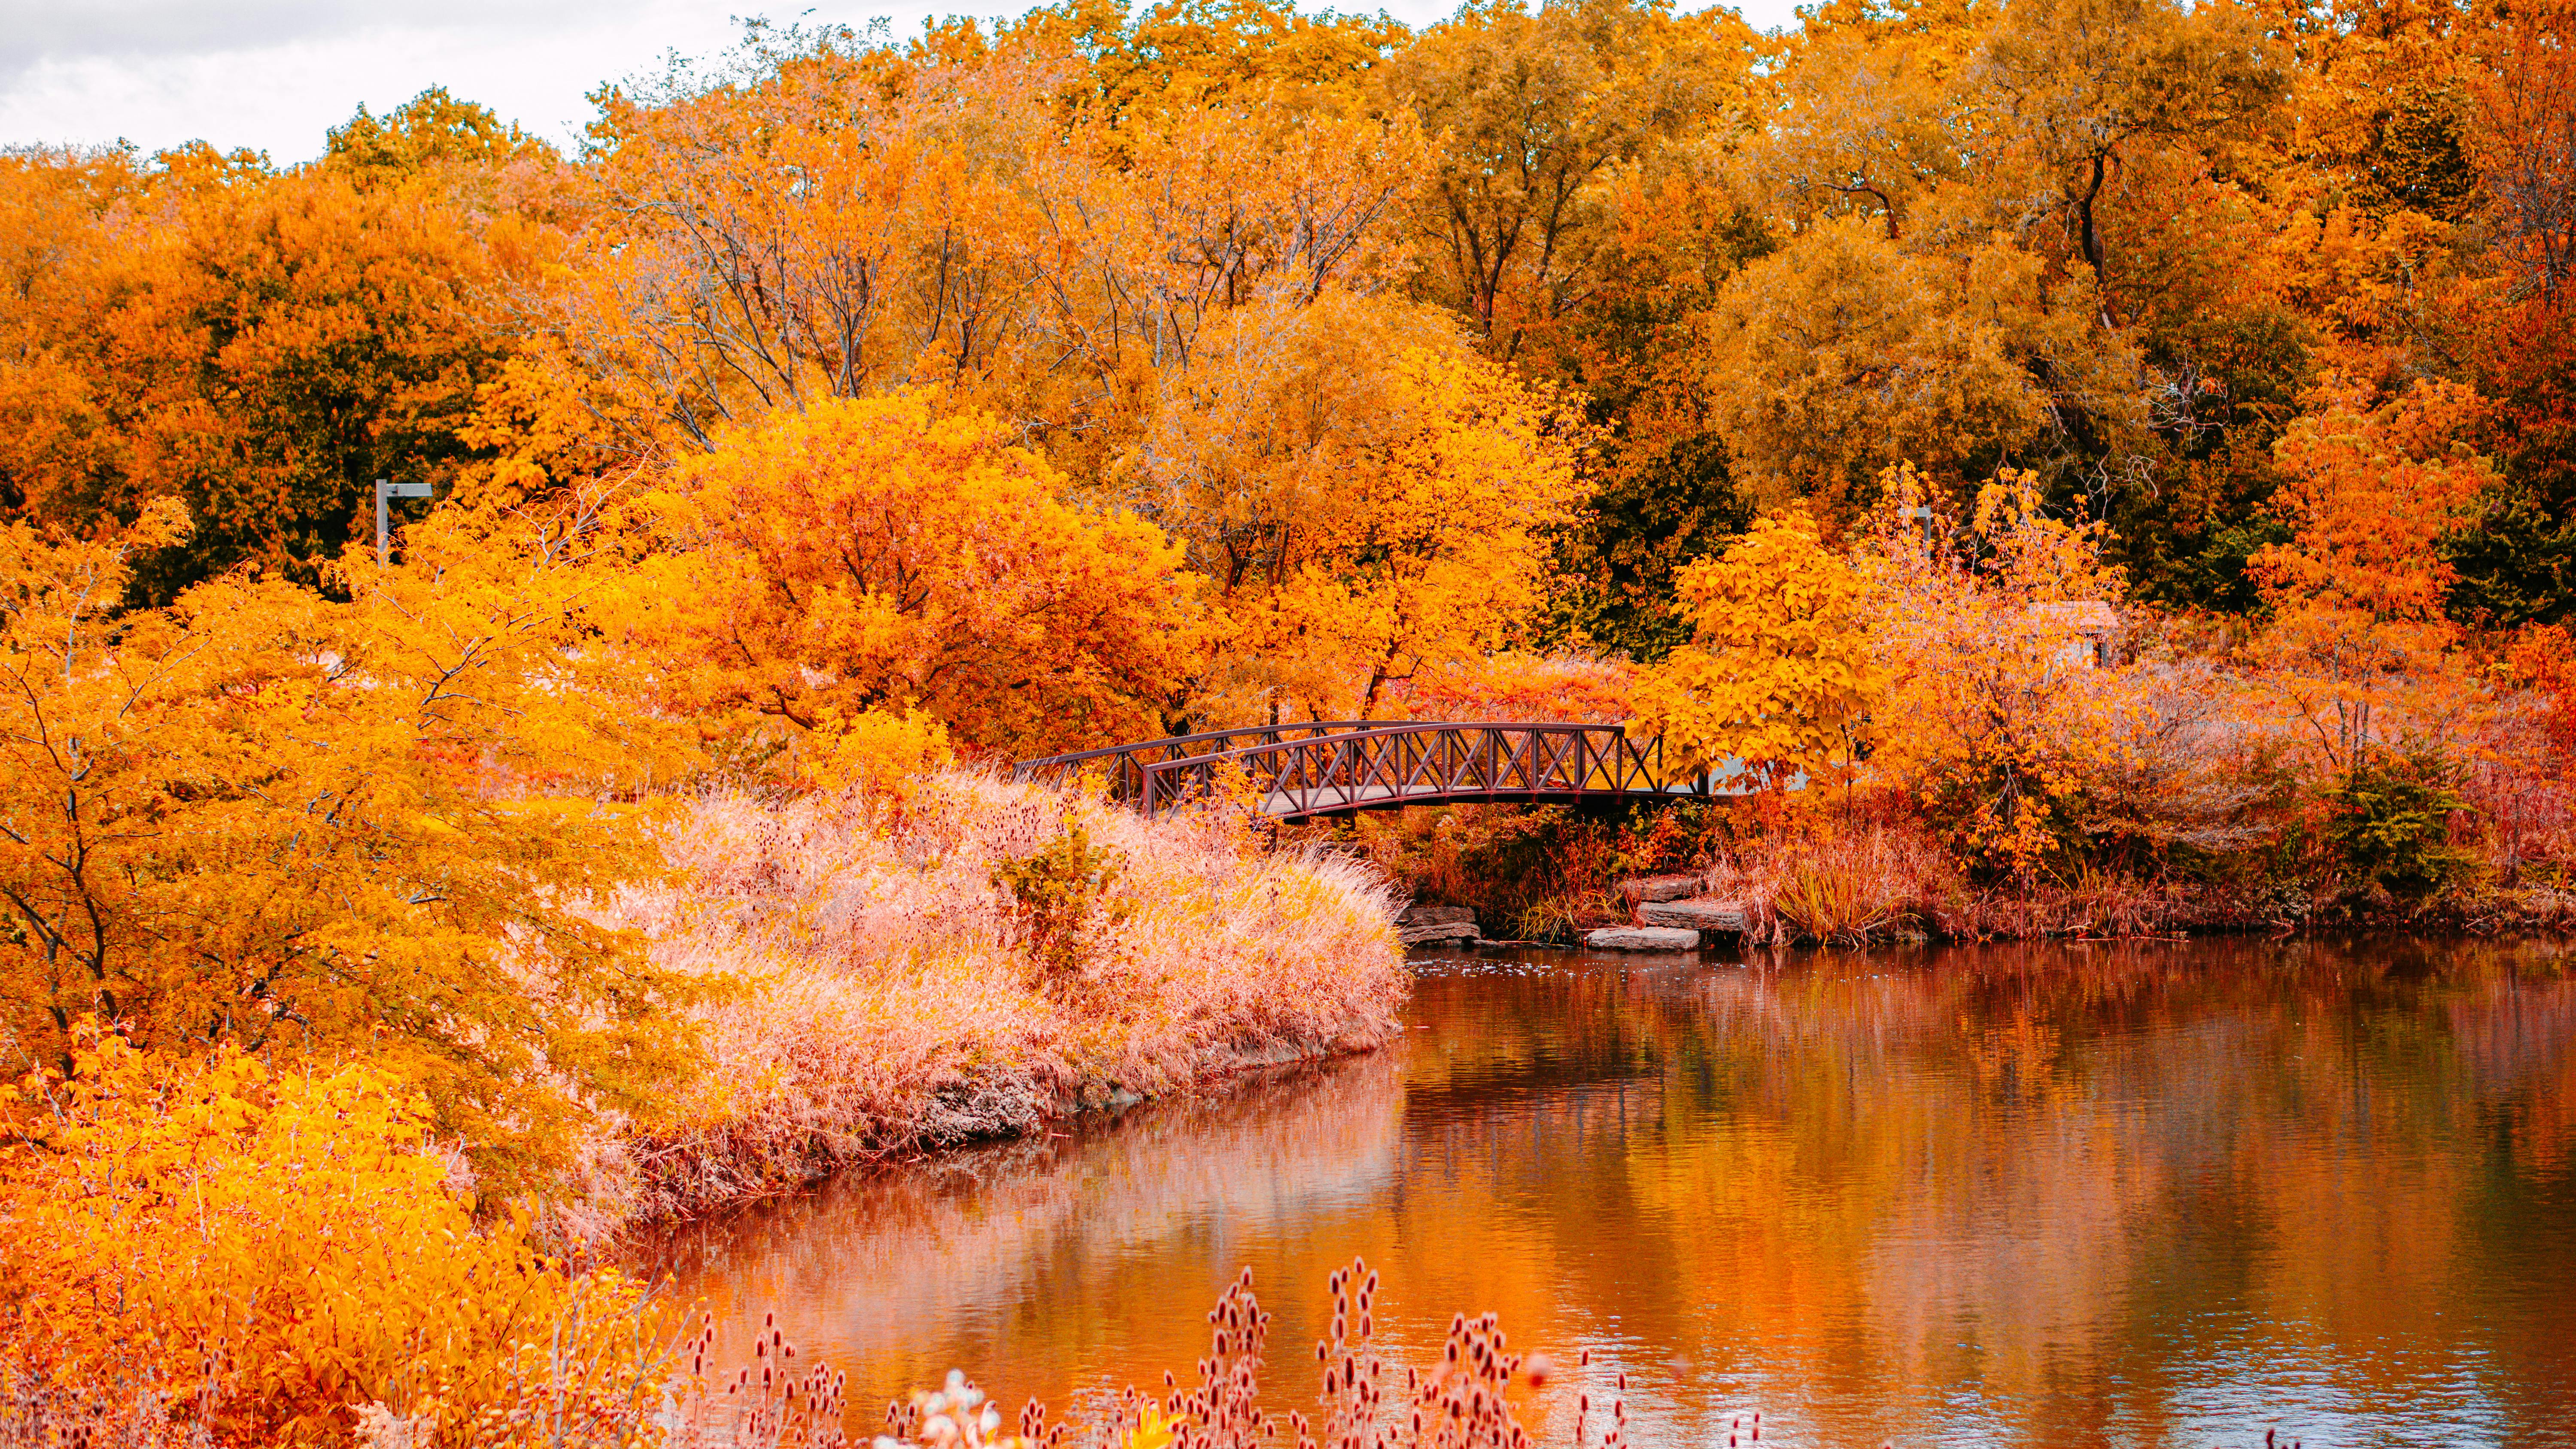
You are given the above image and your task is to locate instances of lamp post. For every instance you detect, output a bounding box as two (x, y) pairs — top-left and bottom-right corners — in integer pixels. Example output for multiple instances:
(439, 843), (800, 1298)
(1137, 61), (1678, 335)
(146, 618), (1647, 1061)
(374, 477), (432, 565)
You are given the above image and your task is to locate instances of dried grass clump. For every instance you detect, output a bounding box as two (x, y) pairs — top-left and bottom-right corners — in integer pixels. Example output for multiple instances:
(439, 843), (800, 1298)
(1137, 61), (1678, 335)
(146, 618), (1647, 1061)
(568, 770), (1405, 1234)
(1704, 812), (2241, 943)
(668, 1261), (1560, 1449)
(1697, 815), (1949, 946)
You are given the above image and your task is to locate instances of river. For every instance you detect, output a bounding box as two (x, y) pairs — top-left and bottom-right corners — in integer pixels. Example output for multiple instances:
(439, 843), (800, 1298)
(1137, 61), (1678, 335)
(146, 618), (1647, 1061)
(641, 940), (2576, 1446)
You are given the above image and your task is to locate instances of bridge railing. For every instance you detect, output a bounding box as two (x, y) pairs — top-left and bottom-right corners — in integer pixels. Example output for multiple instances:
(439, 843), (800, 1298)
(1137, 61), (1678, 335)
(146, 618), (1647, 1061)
(1009, 720), (1389, 800)
(1014, 721), (1741, 819)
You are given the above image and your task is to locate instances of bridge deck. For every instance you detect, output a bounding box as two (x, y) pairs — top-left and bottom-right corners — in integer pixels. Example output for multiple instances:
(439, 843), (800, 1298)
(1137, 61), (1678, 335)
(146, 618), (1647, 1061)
(1014, 720), (1776, 821)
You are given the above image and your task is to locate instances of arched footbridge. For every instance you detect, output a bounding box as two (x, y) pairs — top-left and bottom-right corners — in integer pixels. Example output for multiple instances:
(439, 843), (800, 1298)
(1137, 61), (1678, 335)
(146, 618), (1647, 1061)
(1011, 720), (1780, 822)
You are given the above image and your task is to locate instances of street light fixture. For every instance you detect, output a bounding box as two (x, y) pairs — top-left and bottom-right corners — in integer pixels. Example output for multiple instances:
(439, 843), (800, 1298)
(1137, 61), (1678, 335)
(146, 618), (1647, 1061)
(1900, 504), (1934, 546)
(374, 477), (432, 565)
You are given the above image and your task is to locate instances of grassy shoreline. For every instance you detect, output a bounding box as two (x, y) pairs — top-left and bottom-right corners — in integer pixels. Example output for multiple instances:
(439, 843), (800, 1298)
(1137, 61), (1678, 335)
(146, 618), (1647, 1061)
(0, 772), (1413, 1447)
(558, 774), (1411, 1243)
(1343, 803), (2576, 952)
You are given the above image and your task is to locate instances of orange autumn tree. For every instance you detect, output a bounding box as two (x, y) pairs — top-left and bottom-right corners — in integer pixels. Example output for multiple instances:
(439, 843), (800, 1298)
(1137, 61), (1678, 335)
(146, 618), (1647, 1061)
(2464, 0), (2576, 305)
(1206, 345), (1590, 719)
(642, 394), (1209, 758)
(1388, 652), (1638, 724)
(549, 30), (1066, 455)
(499, 20), (1422, 496)
(0, 120), (545, 601)
(0, 147), (137, 530)
(2246, 380), (2495, 771)
(0, 500), (701, 1193)
(1863, 468), (2153, 873)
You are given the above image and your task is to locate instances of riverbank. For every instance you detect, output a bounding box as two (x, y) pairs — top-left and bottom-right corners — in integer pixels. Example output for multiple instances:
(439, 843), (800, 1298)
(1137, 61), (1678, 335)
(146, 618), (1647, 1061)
(0, 772), (1409, 1446)
(1340, 800), (2576, 949)
(556, 773), (1409, 1241)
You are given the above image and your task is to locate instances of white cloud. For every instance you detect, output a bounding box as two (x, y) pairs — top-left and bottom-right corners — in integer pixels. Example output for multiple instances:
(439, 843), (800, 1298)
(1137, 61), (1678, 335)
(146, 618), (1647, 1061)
(0, 0), (1804, 164)
(1, 0), (868, 158)
(0, 0), (624, 71)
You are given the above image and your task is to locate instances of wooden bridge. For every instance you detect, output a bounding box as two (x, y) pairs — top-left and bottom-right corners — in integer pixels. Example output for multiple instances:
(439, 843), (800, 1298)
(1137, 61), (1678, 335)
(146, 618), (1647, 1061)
(1010, 720), (1776, 821)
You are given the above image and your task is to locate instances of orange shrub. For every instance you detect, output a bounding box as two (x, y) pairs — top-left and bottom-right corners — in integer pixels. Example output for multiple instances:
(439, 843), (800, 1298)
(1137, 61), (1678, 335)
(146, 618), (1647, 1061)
(640, 394), (1208, 757)
(0, 1031), (679, 1447)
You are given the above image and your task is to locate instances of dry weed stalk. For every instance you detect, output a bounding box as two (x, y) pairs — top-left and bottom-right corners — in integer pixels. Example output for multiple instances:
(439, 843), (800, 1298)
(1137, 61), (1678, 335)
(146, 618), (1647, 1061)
(667, 1262), (1573, 1449)
(1109, 1262), (1548, 1449)
(666, 1311), (851, 1449)
(0, 1369), (216, 1449)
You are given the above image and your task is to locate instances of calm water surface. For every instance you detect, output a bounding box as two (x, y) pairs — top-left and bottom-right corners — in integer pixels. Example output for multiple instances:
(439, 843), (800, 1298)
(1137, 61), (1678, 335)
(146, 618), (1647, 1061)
(643, 940), (2576, 1447)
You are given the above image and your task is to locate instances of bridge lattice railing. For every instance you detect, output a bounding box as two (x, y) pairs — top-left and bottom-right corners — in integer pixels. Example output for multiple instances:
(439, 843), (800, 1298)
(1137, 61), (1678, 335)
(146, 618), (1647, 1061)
(1013, 721), (1723, 818)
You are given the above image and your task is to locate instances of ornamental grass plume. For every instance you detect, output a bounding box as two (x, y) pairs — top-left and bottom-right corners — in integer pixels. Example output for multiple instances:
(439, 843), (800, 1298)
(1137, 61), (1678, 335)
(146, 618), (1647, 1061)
(1764, 820), (1941, 947)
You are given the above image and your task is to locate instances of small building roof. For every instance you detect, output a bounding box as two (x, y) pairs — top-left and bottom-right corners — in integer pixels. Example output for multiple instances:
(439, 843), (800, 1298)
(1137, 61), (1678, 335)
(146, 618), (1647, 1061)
(2026, 600), (2120, 634)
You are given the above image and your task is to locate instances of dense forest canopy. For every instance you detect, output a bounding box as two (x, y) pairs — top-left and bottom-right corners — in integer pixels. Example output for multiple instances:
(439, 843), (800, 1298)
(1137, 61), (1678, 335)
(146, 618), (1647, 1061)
(1, 0), (2570, 709)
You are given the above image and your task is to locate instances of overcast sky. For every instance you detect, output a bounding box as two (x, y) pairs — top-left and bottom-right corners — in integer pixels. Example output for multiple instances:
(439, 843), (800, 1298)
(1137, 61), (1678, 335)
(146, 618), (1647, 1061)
(1, 0), (1804, 164)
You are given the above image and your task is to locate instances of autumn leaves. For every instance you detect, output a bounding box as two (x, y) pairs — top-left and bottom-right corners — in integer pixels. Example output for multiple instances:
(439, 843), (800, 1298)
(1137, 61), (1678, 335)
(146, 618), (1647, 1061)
(1629, 376), (2530, 891)
(425, 12), (1602, 738)
(0, 496), (710, 1197)
(651, 398), (1201, 757)
(614, 346), (1582, 770)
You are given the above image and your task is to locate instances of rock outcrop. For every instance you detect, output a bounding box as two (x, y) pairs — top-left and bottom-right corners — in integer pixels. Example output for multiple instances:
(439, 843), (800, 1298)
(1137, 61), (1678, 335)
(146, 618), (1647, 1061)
(1397, 903), (1479, 946)
(1640, 900), (1750, 934)
(1584, 925), (1701, 951)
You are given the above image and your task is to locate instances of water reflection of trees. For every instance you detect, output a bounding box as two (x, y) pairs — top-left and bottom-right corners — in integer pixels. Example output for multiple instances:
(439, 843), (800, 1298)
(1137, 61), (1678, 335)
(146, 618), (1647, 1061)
(646, 945), (2576, 1448)
(645, 1048), (1411, 1425)
(1394, 943), (2576, 1446)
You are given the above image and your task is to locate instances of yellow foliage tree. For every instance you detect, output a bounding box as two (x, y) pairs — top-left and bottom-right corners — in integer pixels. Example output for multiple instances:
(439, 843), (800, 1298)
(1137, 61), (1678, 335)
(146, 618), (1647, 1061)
(643, 394), (1208, 756)
(505, 23), (1422, 496)
(1697, 218), (2141, 514)
(0, 1031), (676, 1446)
(805, 706), (957, 798)
(1628, 509), (1879, 788)
(1974, 0), (2284, 288)
(1219, 346), (1590, 718)
(1383, 0), (1755, 357)
(0, 499), (702, 1192)
(1748, 7), (1978, 241)
(1029, 0), (1410, 122)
